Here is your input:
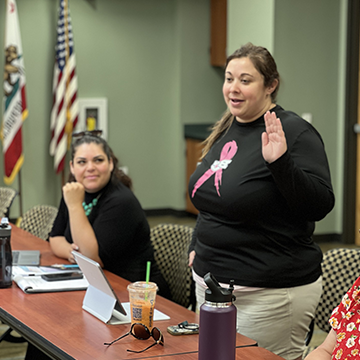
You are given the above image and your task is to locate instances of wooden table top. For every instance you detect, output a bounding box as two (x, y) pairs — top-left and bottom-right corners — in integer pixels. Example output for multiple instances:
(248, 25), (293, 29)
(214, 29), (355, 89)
(0, 225), (259, 359)
(148, 346), (285, 359)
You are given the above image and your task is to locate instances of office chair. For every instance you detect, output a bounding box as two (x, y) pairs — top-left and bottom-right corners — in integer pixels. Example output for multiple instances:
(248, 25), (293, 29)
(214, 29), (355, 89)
(305, 248), (360, 346)
(0, 187), (17, 219)
(150, 223), (196, 310)
(18, 205), (58, 241)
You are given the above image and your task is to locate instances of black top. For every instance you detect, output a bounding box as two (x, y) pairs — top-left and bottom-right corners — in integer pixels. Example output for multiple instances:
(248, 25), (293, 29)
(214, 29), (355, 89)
(188, 105), (335, 288)
(50, 180), (171, 298)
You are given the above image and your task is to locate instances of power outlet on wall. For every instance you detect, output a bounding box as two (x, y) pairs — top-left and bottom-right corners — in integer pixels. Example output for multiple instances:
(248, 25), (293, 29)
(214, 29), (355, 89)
(301, 113), (313, 123)
(119, 166), (129, 175)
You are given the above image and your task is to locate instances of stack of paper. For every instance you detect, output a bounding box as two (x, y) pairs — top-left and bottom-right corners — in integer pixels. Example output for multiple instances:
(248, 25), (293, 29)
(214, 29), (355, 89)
(12, 265), (80, 277)
(13, 275), (88, 293)
(12, 265), (88, 293)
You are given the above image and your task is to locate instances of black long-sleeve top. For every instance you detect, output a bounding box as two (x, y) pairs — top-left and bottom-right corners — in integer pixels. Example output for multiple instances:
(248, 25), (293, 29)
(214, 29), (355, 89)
(188, 105), (335, 288)
(50, 180), (165, 287)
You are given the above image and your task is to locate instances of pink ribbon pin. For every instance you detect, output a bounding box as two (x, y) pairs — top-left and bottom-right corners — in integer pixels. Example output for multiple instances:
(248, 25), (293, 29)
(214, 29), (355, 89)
(191, 140), (238, 197)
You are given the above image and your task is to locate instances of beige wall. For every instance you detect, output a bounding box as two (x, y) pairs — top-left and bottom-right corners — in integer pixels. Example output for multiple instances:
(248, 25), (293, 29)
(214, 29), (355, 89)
(273, 0), (346, 235)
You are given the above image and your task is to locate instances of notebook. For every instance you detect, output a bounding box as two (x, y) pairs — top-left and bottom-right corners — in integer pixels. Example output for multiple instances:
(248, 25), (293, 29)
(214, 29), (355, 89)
(12, 250), (40, 266)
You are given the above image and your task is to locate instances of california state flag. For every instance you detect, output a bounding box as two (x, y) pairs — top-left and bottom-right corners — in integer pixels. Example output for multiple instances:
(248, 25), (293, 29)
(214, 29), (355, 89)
(1, 0), (28, 185)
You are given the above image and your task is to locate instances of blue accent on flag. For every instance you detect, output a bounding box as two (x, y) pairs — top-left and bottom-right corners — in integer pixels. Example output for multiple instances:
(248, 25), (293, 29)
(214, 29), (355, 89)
(56, 1), (74, 71)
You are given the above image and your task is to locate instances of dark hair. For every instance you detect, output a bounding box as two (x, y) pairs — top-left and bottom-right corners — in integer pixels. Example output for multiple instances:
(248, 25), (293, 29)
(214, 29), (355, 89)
(68, 135), (132, 189)
(201, 43), (280, 159)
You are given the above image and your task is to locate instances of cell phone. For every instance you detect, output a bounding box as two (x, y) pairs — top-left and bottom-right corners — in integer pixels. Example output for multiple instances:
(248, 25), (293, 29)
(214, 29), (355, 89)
(41, 272), (83, 282)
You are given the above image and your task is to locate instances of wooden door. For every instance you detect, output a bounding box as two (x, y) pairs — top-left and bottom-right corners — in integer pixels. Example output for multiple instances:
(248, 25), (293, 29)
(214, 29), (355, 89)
(186, 139), (203, 215)
(210, 0), (227, 67)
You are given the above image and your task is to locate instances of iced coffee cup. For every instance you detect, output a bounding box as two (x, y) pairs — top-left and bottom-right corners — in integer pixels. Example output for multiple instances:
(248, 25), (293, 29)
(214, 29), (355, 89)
(127, 281), (158, 329)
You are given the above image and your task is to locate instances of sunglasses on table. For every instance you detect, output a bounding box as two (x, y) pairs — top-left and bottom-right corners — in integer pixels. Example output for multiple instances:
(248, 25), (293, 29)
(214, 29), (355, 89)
(72, 129), (103, 139)
(104, 323), (164, 353)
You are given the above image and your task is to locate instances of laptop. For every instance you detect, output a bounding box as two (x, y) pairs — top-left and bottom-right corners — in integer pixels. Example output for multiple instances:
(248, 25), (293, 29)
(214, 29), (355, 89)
(12, 250), (40, 266)
(72, 251), (127, 324)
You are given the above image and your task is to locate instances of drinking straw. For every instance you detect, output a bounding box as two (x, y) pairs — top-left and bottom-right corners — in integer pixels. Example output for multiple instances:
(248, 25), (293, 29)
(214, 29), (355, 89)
(145, 261), (151, 300)
(146, 261), (151, 283)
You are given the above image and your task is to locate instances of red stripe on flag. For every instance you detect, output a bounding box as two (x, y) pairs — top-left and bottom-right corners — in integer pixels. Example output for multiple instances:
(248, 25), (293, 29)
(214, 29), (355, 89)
(56, 127), (65, 146)
(57, 97), (64, 117)
(72, 114), (78, 130)
(4, 129), (23, 177)
(69, 91), (77, 107)
(56, 156), (65, 174)
(58, 70), (63, 84)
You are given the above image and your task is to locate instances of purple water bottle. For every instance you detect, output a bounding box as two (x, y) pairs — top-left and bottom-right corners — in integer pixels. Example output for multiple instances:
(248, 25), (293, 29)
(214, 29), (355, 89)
(198, 273), (236, 360)
(0, 218), (12, 288)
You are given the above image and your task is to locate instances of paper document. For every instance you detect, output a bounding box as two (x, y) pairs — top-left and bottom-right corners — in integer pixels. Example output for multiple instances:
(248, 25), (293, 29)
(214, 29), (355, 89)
(12, 265), (81, 278)
(13, 274), (89, 294)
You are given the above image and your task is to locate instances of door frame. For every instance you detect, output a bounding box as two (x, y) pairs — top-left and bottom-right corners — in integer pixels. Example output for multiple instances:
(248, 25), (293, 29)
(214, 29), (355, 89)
(343, 0), (360, 244)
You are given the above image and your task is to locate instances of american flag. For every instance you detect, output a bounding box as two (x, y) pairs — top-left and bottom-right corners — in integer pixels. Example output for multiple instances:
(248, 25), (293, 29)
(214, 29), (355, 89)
(2, 0), (28, 185)
(49, 0), (78, 174)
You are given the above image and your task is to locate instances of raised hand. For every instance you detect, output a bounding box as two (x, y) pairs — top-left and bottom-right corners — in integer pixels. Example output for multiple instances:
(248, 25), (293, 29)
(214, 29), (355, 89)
(261, 110), (287, 163)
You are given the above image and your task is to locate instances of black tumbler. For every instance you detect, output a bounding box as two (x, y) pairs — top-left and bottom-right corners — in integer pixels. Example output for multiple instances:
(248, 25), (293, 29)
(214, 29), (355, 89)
(0, 218), (12, 288)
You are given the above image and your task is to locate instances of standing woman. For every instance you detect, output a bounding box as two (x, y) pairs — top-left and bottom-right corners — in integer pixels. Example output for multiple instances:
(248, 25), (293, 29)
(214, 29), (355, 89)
(49, 131), (170, 298)
(188, 43), (334, 360)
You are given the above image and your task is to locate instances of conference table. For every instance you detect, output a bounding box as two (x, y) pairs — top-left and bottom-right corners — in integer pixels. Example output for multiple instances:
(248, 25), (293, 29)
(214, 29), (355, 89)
(0, 225), (284, 359)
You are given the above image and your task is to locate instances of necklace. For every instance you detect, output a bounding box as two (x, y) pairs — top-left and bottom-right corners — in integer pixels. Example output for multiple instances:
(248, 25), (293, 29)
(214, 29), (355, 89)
(82, 193), (102, 216)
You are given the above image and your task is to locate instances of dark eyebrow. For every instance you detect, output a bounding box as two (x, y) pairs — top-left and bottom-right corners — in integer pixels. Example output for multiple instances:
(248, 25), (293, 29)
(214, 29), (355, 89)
(75, 154), (105, 161)
(225, 71), (254, 78)
(240, 73), (254, 78)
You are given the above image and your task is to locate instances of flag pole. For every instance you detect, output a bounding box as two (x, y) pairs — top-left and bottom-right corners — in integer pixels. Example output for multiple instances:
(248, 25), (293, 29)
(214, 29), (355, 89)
(62, 0), (71, 188)
(17, 169), (23, 217)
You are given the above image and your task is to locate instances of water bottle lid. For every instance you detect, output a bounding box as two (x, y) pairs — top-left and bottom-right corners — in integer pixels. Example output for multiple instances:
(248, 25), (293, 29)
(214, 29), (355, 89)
(204, 273), (235, 303)
(0, 218), (9, 228)
(0, 218), (11, 235)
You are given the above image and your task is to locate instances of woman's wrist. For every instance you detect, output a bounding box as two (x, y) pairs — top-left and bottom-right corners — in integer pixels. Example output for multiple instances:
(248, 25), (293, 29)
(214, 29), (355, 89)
(67, 202), (85, 215)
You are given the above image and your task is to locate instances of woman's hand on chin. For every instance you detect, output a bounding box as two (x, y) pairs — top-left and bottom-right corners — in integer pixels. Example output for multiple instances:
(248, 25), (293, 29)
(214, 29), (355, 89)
(63, 182), (85, 209)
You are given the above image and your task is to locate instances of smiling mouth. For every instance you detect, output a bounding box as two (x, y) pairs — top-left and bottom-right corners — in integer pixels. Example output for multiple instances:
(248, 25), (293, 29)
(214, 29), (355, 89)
(230, 99), (243, 104)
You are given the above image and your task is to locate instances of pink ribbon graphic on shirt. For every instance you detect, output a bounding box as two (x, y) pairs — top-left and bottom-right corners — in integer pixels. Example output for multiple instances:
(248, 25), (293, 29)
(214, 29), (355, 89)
(191, 140), (238, 197)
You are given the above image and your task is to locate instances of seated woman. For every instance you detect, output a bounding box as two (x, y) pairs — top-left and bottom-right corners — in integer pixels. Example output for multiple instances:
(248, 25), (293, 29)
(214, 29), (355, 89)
(49, 130), (171, 299)
(305, 276), (360, 359)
